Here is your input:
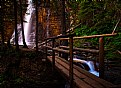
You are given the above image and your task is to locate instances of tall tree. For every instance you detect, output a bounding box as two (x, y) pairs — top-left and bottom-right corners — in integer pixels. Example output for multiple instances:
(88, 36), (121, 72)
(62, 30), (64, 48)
(19, 0), (28, 48)
(35, 0), (38, 52)
(62, 0), (66, 34)
(14, 0), (19, 51)
(0, 0), (5, 48)
(61, 0), (68, 60)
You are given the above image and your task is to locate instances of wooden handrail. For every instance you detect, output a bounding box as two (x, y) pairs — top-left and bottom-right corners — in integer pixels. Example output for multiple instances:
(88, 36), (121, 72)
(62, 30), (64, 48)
(117, 50), (121, 55)
(59, 46), (99, 54)
(53, 48), (69, 54)
(46, 46), (69, 54)
(46, 46), (77, 54)
(45, 34), (74, 40)
(46, 46), (52, 49)
(39, 39), (52, 46)
(59, 33), (117, 40)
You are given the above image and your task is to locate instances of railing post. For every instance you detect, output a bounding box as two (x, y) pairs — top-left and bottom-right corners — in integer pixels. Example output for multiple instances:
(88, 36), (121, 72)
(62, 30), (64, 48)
(69, 36), (73, 88)
(52, 39), (55, 71)
(59, 40), (62, 57)
(99, 37), (104, 78)
(45, 40), (47, 61)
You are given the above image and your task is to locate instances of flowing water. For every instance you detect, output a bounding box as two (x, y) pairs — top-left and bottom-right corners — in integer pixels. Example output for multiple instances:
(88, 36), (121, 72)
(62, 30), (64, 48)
(10, 0), (35, 46)
(46, 8), (50, 38)
(86, 61), (99, 76)
(73, 58), (99, 76)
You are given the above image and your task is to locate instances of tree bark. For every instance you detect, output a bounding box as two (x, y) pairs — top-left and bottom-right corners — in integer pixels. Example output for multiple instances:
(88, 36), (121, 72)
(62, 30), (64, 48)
(35, 0), (38, 52)
(61, 0), (68, 60)
(0, 0), (5, 49)
(19, 0), (28, 48)
(62, 0), (66, 34)
(14, 0), (19, 51)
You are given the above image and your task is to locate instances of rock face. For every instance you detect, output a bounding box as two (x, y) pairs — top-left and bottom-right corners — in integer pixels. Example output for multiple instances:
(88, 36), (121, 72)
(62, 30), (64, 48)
(37, 1), (69, 42)
(38, 8), (62, 41)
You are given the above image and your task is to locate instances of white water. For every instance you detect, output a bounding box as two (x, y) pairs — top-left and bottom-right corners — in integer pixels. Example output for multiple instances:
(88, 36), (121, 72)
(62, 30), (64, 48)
(10, 0), (34, 45)
(46, 8), (50, 38)
(86, 61), (99, 76)
(73, 58), (99, 76)
(22, 0), (33, 45)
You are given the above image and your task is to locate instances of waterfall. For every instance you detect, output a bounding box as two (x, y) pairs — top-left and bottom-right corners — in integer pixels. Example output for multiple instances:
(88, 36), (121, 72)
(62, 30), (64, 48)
(86, 61), (99, 76)
(10, 0), (34, 46)
(46, 8), (50, 38)
(23, 0), (33, 45)
(73, 58), (99, 76)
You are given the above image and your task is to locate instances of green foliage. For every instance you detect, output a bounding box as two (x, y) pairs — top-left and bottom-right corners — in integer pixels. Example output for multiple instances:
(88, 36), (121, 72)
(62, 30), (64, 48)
(0, 75), (4, 84)
(73, 39), (85, 48)
(14, 77), (23, 84)
(105, 33), (121, 59)
(74, 25), (90, 36)
(0, 73), (23, 87)
(70, 0), (121, 59)
(92, 20), (117, 34)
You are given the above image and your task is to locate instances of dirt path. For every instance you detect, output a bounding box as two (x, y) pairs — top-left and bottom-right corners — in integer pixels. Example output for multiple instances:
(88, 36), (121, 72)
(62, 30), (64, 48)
(0, 51), (66, 88)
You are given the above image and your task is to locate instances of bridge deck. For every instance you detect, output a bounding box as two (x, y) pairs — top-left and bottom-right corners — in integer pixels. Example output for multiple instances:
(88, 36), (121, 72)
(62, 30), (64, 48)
(47, 56), (118, 88)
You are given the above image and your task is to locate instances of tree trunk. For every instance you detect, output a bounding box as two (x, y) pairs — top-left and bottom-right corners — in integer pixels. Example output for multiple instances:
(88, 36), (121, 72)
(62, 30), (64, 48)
(0, 0), (5, 49)
(7, 38), (11, 48)
(14, 0), (19, 51)
(19, 0), (28, 48)
(61, 0), (68, 60)
(62, 0), (66, 34)
(35, 0), (38, 52)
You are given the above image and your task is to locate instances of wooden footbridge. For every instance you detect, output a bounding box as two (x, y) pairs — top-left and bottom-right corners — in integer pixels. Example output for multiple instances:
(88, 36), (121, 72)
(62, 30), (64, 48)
(40, 33), (121, 88)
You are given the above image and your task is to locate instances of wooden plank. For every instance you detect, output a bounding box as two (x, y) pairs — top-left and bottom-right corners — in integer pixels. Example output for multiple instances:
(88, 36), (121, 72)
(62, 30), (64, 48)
(47, 56), (116, 88)
(55, 57), (106, 88)
(55, 60), (90, 88)
(48, 56), (93, 88)
(55, 58), (93, 88)
(56, 59), (93, 88)
(74, 75), (93, 88)
(73, 69), (104, 88)
(74, 64), (115, 88)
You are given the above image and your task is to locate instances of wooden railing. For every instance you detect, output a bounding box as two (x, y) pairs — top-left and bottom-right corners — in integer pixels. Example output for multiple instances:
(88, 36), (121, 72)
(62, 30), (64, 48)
(41, 33), (118, 88)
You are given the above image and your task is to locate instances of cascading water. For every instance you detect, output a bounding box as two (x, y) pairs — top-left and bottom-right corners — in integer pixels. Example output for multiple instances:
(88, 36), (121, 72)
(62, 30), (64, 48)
(46, 8), (50, 38)
(73, 58), (99, 76)
(10, 0), (35, 46)
(23, 0), (33, 45)
(86, 61), (99, 76)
